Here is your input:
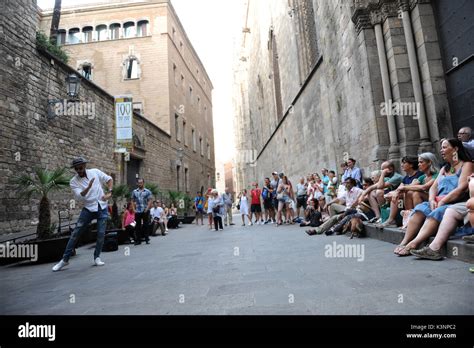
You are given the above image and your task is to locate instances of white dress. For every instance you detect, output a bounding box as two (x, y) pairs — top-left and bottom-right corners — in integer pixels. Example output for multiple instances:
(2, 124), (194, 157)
(239, 196), (249, 215)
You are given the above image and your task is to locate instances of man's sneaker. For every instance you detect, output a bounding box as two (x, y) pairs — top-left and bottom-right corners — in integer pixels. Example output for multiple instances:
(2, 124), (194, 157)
(94, 257), (105, 266)
(52, 259), (69, 272)
(462, 234), (474, 244)
(410, 246), (443, 261)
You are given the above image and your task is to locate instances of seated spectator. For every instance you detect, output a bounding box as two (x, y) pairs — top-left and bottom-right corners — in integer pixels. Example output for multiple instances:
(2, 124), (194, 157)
(378, 156), (424, 227)
(325, 170), (338, 203)
(359, 161), (403, 223)
(341, 162), (349, 182)
(457, 127), (474, 160)
(300, 198), (323, 228)
(150, 200), (167, 236)
(306, 178), (363, 235)
(122, 202), (136, 243)
(394, 138), (472, 256)
(410, 173), (474, 260)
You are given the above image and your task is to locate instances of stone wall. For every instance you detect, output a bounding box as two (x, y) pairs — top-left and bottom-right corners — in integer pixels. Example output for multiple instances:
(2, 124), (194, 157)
(233, 0), (453, 191)
(0, 0), (197, 236)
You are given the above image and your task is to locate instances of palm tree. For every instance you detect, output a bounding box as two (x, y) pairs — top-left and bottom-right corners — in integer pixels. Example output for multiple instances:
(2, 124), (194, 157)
(14, 167), (71, 239)
(110, 184), (130, 228)
(49, 0), (62, 46)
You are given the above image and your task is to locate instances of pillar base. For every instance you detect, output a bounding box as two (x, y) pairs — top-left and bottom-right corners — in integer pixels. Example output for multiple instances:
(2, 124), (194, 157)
(418, 140), (434, 154)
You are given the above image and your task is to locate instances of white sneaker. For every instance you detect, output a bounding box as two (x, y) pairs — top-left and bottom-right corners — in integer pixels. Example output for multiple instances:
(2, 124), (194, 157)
(94, 257), (105, 266)
(52, 259), (69, 272)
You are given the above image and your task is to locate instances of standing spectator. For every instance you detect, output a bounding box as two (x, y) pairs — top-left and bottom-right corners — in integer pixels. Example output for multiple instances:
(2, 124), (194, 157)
(205, 188), (214, 230)
(211, 189), (224, 231)
(262, 177), (275, 224)
(52, 158), (113, 272)
(250, 182), (263, 224)
(122, 202), (136, 243)
(276, 175), (293, 225)
(238, 189), (252, 226)
(222, 188), (234, 226)
(344, 158), (363, 187)
(321, 169), (330, 196)
(458, 127), (474, 160)
(270, 171), (281, 212)
(131, 178), (152, 245)
(194, 191), (205, 226)
(296, 177), (308, 218)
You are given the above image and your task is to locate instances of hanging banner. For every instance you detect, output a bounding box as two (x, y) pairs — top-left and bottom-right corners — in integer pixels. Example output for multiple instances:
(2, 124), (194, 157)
(115, 95), (133, 151)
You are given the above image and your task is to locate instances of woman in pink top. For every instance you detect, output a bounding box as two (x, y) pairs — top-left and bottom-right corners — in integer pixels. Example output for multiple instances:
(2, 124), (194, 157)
(122, 202), (136, 243)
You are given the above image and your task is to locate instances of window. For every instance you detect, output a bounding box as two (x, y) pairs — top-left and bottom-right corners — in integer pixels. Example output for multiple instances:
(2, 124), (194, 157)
(80, 63), (92, 80)
(172, 27), (176, 40)
(181, 74), (185, 90)
(173, 64), (178, 86)
(176, 165), (181, 192)
(197, 97), (201, 113)
(57, 29), (66, 46)
(189, 86), (193, 104)
(123, 22), (135, 38)
(185, 168), (189, 193)
(199, 137), (203, 156)
(175, 114), (180, 141)
(137, 20), (148, 37)
(133, 102), (143, 115)
(207, 142), (210, 160)
(183, 121), (187, 146)
(192, 129), (196, 152)
(68, 28), (81, 44)
(110, 23), (121, 40)
(204, 106), (208, 122)
(124, 56), (139, 79)
(82, 26), (93, 43)
(96, 25), (107, 41)
(179, 41), (183, 50)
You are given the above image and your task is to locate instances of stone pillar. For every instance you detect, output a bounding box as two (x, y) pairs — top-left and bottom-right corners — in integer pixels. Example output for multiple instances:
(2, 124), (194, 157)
(372, 13), (400, 160)
(400, 1), (432, 153)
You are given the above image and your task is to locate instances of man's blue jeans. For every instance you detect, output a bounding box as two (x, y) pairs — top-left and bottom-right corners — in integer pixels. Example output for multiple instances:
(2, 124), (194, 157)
(62, 205), (108, 262)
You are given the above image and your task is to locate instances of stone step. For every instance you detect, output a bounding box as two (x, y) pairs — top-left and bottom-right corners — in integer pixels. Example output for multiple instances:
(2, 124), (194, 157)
(363, 223), (474, 263)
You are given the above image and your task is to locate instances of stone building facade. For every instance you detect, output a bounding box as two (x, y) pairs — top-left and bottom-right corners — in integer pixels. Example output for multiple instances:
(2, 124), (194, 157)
(39, 0), (216, 192)
(233, 0), (473, 191)
(0, 0), (214, 236)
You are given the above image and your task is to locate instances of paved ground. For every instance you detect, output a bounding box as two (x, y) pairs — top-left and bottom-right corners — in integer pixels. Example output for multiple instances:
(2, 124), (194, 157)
(1, 216), (473, 315)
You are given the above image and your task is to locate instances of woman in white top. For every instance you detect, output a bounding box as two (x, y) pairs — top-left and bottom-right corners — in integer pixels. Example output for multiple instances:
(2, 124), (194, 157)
(237, 189), (252, 226)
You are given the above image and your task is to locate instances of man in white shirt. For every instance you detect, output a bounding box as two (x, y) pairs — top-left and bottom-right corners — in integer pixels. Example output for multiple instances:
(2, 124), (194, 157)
(53, 157), (113, 272)
(306, 178), (363, 235)
(150, 200), (167, 236)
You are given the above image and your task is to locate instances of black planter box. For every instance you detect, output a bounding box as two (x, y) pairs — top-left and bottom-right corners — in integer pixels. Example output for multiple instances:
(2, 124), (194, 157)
(0, 236), (69, 265)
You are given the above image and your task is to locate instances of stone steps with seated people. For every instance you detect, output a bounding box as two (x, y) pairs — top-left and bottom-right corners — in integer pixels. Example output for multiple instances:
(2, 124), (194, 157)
(363, 223), (474, 263)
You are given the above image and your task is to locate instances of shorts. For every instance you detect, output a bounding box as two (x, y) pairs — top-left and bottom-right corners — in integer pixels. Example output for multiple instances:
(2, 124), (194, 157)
(272, 198), (279, 209)
(196, 208), (204, 215)
(448, 202), (469, 225)
(251, 204), (262, 213)
(412, 201), (451, 222)
(297, 196), (308, 209)
(263, 199), (274, 210)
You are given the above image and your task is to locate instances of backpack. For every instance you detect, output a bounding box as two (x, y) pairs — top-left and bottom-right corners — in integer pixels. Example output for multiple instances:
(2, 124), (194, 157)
(262, 187), (269, 200)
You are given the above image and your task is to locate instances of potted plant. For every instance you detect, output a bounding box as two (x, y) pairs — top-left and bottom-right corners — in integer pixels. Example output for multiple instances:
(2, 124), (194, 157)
(11, 167), (72, 264)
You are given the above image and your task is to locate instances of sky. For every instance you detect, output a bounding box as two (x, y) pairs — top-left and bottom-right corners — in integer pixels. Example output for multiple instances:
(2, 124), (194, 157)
(37, 0), (242, 164)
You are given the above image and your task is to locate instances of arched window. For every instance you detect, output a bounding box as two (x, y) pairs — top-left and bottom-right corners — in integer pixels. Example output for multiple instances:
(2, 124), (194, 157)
(68, 28), (81, 44)
(79, 62), (93, 80)
(124, 56), (140, 79)
(83, 26), (93, 43)
(123, 22), (135, 38)
(96, 25), (107, 41)
(109, 23), (121, 40)
(57, 29), (66, 46)
(137, 20), (149, 37)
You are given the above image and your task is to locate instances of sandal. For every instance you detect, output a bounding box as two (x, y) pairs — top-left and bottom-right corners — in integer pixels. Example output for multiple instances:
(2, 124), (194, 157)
(397, 246), (413, 257)
(394, 244), (406, 255)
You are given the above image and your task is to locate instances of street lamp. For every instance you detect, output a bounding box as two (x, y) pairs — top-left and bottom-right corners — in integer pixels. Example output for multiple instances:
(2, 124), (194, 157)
(66, 74), (81, 100)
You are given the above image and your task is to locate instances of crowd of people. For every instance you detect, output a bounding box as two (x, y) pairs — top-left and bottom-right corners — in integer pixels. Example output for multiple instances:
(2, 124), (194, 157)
(233, 127), (474, 261)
